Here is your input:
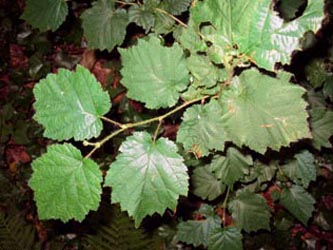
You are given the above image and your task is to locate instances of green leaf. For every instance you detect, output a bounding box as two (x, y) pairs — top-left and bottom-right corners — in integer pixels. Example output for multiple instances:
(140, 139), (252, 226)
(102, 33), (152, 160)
(218, 69), (311, 154)
(119, 37), (189, 109)
(128, 5), (155, 31)
(305, 59), (328, 89)
(228, 189), (271, 232)
(192, 166), (226, 201)
(310, 107), (333, 149)
(208, 227), (243, 250)
(104, 132), (188, 227)
(280, 185), (315, 225)
(29, 143), (103, 222)
(176, 205), (220, 247)
(177, 100), (227, 157)
(81, 0), (129, 51)
(209, 147), (253, 186)
(33, 65), (111, 141)
(278, 0), (306, 21)
(21, 0), (68, 32)
(159, 0), (192, 15)
(282, 151), (316, 188)
(191, 0), (324, 70)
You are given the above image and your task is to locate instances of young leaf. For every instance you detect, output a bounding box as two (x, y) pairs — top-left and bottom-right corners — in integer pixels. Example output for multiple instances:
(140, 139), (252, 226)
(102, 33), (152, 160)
(191, 0), (324, 70)
(29, 144), (103, 222)
(209, 147), (253, 186)
(119, 37), (189, 109)
(219, 69), (311, 154)
(192, 166), (226, 201)
(81, 0), (129, 51)
(177, 100), (228, 157)
(282, 151), (316, 188)
(208, 227), (243, 250)
(228, 189), (271, 232)
(104, 132), (189, 227)
(33, 65), (111, 141)
(21, 0), (68, 32)
(310, 107), (333, 149)
(280, 185), (315, 225)
(176, 205), (220, 247)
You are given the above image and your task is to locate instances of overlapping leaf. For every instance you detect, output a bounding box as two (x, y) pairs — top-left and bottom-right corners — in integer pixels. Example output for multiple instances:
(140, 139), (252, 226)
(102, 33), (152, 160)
(228, 189), (271, 232)
(81, 0), (129, 51)
(191, 0), (324, 70)
(21, 0), (68, 32)
(104, 132), (188, 227)
(208, 227), (243, 250)
(310, 108), (333, 149)
(159, 0), (192, 15)
(29, 144), (103, 222)
(280, 185), (315, 225)
(119, 37), (189, 109)
(33, 65), (111, 141)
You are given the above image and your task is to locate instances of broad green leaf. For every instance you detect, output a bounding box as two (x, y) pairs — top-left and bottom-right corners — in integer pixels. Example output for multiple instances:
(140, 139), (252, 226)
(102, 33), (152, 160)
(153, 12), (175, 34)
(159, 0), (192, 15)
(119, 37), (189, 109)
(323, 78), (333, 101)
(191, 0), (324, 70)
(177, 100), (227, 157)
(305, 59), (328, 89)
(218, 69), (311, 154)
(33, 65), (111, 141)
(280, 185), (315, 225)
(310, 108), (333, 149)
(278, 0), (306, 21)
(104, 132), (188, 227)
(21, 0), (68, 32)
(29, 144), (103, 222)
(228, 189), (271, 232)
(81, 0), (129, 51)
(209, 147), (252, 186)
(282, 151), (316, 188)
(208, 227), (243, 250)
(192, 166), (226, 201)
(176, 205), (220, 247)
(128, 5), (155, 31)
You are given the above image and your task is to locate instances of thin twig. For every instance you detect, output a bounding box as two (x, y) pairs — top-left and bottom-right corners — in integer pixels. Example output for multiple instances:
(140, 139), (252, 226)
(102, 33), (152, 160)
(100, 116), (124, 128)
(154, 8), (188, 28)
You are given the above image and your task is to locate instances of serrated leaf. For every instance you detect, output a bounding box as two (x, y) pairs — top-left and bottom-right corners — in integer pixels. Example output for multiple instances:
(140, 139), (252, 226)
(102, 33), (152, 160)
(192, 166), (226, 201)
(21, 0), (68, 32)
(29, 144), (103, 222)
(104, 132), (188, 227)
(81, 0), (129, 51)
(128, 5), (155, 31)
(159, 0), (192, 15)
(177, 100), (227, 157)
(33, 65), (111, 141)
(191, 0), (324, 70)
(280, 185), (315, 225)
(119, 37), (189, 109)
(228, 189), (271, 232)
(218, 69), (311, 154)
(310, 107), (333, 149)
(209, 147), (252, 186)
(208, 227), (243, 250)
(283, 151), (316, 188)
(176, 205), (220, 247)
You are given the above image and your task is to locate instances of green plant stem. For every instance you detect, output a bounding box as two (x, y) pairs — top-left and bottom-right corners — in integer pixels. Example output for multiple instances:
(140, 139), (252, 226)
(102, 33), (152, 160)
(100, 116), (123, 128)
(222, 186), (231, 227)
(153, 119), (163, 142)
(115, 0), (137, 6)
(84, 95), (211, 158)
(154, 8), (188, 28)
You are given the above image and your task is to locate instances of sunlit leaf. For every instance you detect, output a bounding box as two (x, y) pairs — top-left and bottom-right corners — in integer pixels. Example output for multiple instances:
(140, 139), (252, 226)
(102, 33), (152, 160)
(29, 144), (103, 222)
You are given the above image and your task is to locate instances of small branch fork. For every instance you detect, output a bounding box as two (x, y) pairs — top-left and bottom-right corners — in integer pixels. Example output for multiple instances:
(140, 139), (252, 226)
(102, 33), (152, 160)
(84, 95), (212, 158)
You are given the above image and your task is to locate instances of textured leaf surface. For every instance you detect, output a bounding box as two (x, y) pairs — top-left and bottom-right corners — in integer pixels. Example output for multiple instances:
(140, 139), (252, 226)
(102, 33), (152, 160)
(33, 65), (111, 141)
(21, 0), (68, 31)
(208, 227), (243, 250)
(104, 132), (188, 227)
(191, 0), (324, 70)
(177, 100), (227, 157)
(192, 166), (225, 201)
(280, 185), (315, 225)
(159, 0), (192, 15)
(218, 69), (311, 153)
(29, 144), (103, 222)
(128, 5), (155, 31)
(119, 37), (189, 109)
(209, 147), (253, 186)
(176, 205), (220, 247)
(228, 189), (271, 232)
(310, 108), (333, 149)
(278, 0), (306, 21)
(81, 0), (129, 51)
(283, 151), (316, 188)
